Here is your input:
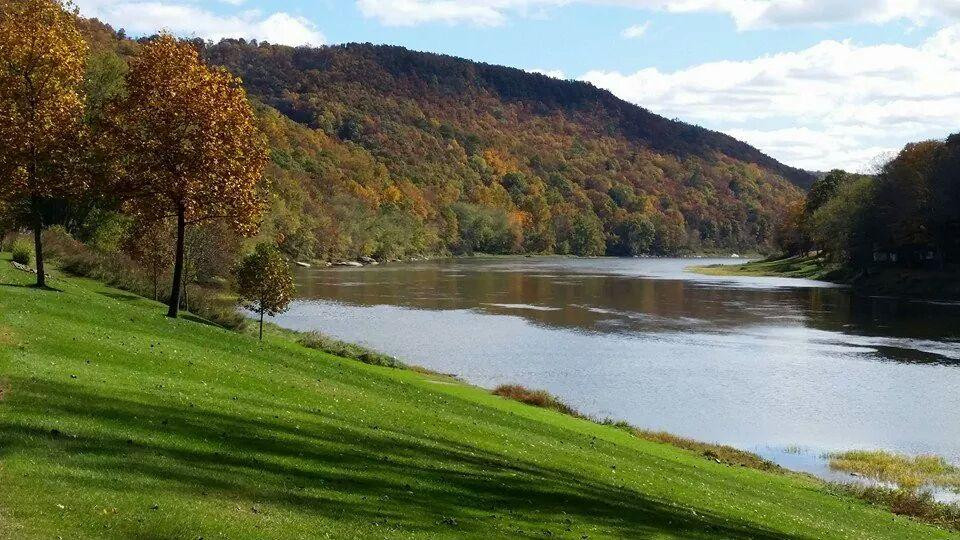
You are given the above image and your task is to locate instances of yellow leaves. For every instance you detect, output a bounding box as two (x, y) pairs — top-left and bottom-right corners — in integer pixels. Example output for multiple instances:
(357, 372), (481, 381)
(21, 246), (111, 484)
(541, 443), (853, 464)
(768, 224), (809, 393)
(114, 34), (268, 235)
(0, 0), (88, 197)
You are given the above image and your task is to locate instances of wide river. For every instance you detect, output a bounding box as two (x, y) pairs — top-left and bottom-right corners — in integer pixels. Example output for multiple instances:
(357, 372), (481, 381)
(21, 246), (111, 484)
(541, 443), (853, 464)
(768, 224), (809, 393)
(273, 257), (960, 483)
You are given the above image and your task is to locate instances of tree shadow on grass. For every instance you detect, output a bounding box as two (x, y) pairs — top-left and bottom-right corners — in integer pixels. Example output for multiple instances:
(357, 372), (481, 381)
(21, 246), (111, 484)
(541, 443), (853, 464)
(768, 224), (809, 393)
(0, 377), (802, 539)
(0, 282), (62, 292)
(97, 291), (142, 302)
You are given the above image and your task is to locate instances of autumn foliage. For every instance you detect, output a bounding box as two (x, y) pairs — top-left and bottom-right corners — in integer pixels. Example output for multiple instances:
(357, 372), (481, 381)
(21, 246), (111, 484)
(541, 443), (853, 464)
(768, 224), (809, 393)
(207, 42), (808, 260)
(0, 0), (89, 286)
(112, 35), (267, 317)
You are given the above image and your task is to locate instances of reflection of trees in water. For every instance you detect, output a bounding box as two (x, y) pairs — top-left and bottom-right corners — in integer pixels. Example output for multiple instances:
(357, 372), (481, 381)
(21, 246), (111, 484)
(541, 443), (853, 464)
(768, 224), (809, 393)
(798, 292), (960, 341)
(294, 263), (960, 366)
(294, 264), (960, 345)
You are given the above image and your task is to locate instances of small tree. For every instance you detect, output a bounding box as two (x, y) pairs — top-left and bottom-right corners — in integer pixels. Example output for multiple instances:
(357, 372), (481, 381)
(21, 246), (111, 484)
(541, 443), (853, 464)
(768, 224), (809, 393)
(123, 219), (173, 301)
(0, 0), (89, 287)
(113, 35), (267, 318)
(234, 243), (295, 340)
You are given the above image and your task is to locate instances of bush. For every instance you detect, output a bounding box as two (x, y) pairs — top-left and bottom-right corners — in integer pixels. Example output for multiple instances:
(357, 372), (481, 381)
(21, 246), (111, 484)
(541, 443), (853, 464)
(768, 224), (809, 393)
(834, 484), (960, 532)
(492, 384), (581, 417)
(11, 238), (32, 265)
(298, 331), (403, 368)
(44, 233), (246, 331)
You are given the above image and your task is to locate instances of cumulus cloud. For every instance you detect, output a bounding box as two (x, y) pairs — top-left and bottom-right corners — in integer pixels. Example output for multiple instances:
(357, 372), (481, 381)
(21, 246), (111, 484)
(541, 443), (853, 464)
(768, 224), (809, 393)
(76, 0), (325, 46)
(355, 0), (960, 29)
(528, 68), (568, 79)
(356, 0), (509, 26)
(580, 24), (960, 170)
(621, 21), (650, 38)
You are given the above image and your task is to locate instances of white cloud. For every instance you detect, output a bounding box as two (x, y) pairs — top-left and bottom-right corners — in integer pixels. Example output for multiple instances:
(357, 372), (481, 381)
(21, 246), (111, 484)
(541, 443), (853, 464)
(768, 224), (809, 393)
(580, 24), (960, 170)
(356, 0), (509, 26)
(76, 0), (325, 46)
(621, 21), (650, 39)
(528, 68), (567, 79)
(354, 0), (960, 29)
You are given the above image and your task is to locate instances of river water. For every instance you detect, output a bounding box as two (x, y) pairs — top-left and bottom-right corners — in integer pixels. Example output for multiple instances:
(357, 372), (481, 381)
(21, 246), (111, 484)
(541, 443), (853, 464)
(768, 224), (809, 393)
(273, 257), (960, 488)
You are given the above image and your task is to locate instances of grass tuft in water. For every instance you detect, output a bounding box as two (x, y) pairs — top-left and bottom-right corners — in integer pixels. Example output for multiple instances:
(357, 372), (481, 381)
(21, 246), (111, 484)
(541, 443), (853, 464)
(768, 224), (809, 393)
(829, 450), (960, 492)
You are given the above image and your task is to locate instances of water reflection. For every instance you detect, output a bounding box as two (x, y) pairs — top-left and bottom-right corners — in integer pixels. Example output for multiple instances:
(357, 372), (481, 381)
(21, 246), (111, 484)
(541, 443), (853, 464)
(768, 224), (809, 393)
(292, 258), (960, 362)
(274, 257), (960, 467)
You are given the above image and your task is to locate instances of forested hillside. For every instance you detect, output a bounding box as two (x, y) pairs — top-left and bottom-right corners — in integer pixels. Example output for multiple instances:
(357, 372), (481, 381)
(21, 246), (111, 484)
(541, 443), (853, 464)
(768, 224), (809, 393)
(38, 21), (810, 263)
(204, 41), (810, 261)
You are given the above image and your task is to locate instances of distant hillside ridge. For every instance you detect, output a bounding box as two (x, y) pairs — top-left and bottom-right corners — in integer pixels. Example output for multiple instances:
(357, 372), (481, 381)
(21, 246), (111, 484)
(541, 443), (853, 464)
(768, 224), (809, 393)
(207, 42), (813, 190)
(198, 40), (809, 260)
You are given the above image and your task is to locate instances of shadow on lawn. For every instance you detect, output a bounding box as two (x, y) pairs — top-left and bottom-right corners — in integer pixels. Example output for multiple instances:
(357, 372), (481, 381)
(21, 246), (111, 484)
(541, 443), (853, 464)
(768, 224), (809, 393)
(0, 378), (799, 539)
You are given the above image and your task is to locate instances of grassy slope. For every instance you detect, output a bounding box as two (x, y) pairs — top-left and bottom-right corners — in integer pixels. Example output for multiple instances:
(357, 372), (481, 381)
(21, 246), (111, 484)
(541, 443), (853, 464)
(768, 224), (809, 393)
(0, 255), (952, 539)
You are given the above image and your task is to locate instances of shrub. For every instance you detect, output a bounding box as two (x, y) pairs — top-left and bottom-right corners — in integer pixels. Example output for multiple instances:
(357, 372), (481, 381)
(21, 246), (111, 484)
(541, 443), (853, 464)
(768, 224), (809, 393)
(298, 331), (403, 368)
(11, 238), (32, 265)
(492, 384), (581, 417)
(834, 484), (960, 532)
(44, 234), (246, 331)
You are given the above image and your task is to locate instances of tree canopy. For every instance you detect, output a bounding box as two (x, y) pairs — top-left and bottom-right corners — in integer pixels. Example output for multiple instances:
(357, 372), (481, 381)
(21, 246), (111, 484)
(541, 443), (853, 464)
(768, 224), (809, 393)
(234, 242), (295, 339)
(0, 0), (89, 286)
(113, 34), (268, 317)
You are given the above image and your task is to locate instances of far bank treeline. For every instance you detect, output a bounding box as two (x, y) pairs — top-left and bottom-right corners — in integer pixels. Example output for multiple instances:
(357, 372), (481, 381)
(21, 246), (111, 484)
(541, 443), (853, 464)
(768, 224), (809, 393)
(775, 139), (960, 269)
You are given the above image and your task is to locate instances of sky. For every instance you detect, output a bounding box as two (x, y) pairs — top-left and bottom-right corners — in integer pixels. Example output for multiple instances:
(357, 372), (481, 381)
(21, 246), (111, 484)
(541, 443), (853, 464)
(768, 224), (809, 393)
(73, 0), (960, 172)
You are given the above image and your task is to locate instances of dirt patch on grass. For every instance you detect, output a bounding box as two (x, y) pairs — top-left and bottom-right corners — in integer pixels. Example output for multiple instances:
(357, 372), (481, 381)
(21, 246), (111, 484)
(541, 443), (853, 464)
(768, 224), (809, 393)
(0, 325), (17, 347)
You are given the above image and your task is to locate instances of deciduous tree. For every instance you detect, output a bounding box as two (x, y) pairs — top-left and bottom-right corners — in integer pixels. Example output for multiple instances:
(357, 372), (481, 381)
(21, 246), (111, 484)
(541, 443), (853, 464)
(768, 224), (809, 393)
(113, 35), (267, 317)
(0, 0), (88, 287)
(234, 243), (295, 340)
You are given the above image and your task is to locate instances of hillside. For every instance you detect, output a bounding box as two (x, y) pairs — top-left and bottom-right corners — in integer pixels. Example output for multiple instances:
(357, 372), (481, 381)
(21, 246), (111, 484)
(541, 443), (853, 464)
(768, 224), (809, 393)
(202, 41), (810, 261)
(0, 255), (952, 539)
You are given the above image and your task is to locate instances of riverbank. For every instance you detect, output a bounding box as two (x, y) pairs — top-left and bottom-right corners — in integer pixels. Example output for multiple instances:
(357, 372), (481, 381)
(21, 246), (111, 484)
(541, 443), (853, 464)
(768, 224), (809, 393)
(0, 254), (955, 538)
(691, 255), (960, 300)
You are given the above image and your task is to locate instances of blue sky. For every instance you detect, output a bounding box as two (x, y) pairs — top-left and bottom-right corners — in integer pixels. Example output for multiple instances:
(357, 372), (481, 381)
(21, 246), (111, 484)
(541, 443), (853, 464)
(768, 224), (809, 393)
(74, 0), (960, 172)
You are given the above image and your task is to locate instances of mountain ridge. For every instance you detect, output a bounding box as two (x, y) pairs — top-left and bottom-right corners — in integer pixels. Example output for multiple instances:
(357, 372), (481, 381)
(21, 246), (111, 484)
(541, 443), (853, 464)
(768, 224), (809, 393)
(208, 41), (814, 190)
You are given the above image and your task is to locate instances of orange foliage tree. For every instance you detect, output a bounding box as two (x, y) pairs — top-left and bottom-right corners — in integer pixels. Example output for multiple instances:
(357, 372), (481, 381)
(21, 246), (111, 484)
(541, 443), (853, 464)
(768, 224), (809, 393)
(113, 35), (267, 317)
(0, 0), (88, 287)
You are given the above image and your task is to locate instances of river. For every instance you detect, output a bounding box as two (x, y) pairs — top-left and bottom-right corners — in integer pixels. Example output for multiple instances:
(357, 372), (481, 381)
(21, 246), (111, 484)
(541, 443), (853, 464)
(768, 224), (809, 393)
(272, 256), (960, 489)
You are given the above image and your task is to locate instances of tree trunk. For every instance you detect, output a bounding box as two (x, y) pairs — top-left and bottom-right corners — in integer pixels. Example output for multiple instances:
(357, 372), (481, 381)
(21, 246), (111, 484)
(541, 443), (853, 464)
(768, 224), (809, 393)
(167, 209), (186, 318)
(259, 308), (264, 340)
(31, 196), (45, 288)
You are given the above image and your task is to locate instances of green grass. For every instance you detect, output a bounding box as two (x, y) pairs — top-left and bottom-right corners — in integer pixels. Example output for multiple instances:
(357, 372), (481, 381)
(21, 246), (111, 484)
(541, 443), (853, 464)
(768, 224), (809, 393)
(0, 254), (955, 538)
(689, 255), (848, 281)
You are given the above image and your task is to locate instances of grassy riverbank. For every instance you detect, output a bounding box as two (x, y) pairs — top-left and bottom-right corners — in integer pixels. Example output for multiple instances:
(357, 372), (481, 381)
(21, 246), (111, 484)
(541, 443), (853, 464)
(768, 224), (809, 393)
(0, 254), (955, 538)
(691, 255), (960, 300)
(690, 255), (849, 281)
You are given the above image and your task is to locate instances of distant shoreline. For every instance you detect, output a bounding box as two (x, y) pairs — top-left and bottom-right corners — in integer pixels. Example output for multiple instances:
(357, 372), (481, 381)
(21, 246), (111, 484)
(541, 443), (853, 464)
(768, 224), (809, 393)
(690, 255), (960, 301)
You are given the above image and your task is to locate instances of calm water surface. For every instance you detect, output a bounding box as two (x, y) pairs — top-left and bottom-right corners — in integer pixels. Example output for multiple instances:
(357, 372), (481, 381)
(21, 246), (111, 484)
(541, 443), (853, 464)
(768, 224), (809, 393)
(273, 257), (960, 486)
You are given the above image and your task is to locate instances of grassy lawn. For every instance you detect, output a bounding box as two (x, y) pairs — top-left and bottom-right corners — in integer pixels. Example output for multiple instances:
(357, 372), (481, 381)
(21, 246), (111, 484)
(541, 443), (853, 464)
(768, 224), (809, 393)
(0, 253), (953, 539)
(690, 255), (848, 281)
